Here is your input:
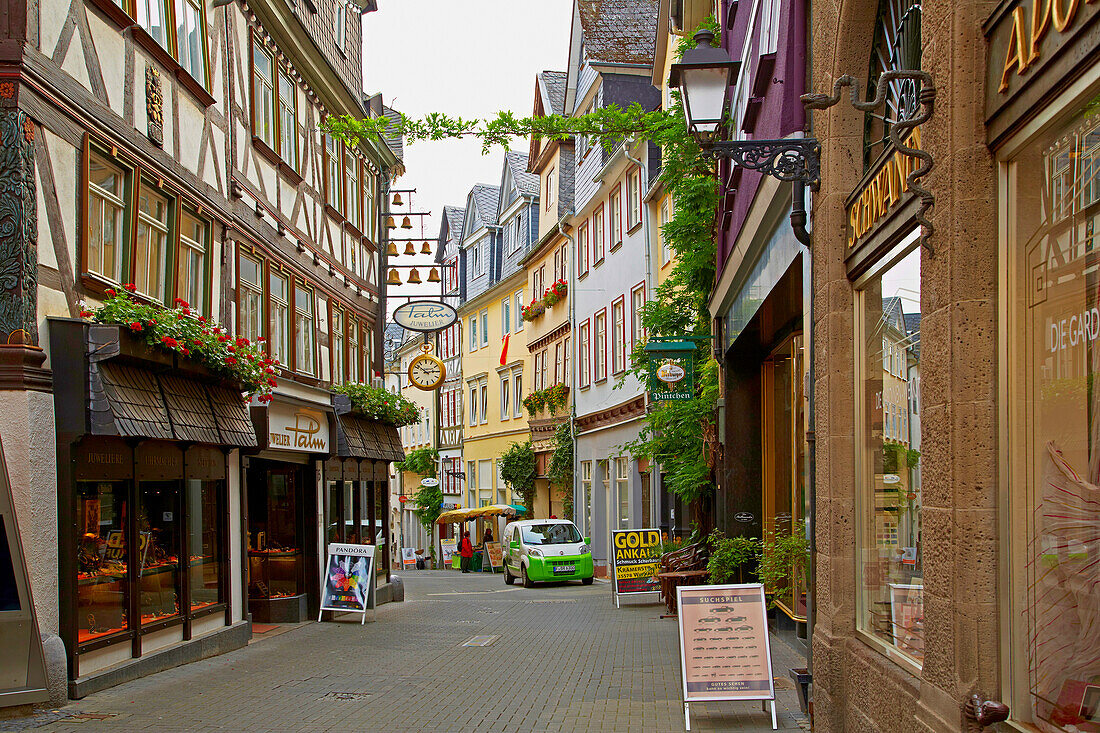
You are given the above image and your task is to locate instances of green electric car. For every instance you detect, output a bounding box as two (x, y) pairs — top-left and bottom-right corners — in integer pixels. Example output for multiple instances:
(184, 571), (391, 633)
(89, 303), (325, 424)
(502, 519), (594, 587)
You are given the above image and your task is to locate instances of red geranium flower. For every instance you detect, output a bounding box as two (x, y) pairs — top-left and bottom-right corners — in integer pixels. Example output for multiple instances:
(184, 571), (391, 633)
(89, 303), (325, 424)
(160, 336), (179, 348)
(193, 339), (203, 345)
(267, 378), (277, 387)
(224, 357), (237, 365)
(106, 288), (117, 297)
(226, 345), (236, 352)
(173, 298), (189, 307)
(129, 322), (142, 332)
(179, 347), (190, 356)
(236, 337), (250, 347)
(80, 310), (93, 318)
(123, 283), (136, 292)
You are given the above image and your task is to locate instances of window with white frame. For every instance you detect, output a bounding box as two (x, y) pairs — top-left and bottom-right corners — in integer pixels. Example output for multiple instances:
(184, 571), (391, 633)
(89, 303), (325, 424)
(512, 367), (523, 417)
(514, 291), (524, 331)
(479, 379), (488, 424)
(480, 309), (489, 347)
(579, 320), (590, 388)
(134, 183), (171, 303)
(593, 206), (606, 263)
(269, 271), (289, 366)
(238, 253), (263, 344)
(469, 316), (478, 352)
(594, 311), (607, 381)
(500, 374), (510, 420)
(294, 284), (315, 375)
(627, 168), (641, 229)
(554, 342), (562, 384)
(612, 299), (625, 374)
(278, 71), (298, 171)
(87, 153), (127, 284)
(545, 167), (555, 211)
(578, 221), (589, 276)
(176, 210), (208, 314)
(252, 41), (276, 150)
(609, 186), (623, 248)
(502, 298), (511, 335)
(660, 199), (672, 266)
(631, 286), (646, 349)
(468, 383), (478, 426)
(331, 307), (345, 383)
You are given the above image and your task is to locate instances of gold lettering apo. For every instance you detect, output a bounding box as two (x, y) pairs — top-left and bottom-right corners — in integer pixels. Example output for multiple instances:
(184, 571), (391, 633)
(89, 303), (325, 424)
(846, 127), (922, 249)
(999, 0), (1095, 92)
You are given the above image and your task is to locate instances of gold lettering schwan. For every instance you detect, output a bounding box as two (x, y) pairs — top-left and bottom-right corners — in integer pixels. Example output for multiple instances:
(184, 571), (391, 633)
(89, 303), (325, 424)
(846, 128), (922, 249)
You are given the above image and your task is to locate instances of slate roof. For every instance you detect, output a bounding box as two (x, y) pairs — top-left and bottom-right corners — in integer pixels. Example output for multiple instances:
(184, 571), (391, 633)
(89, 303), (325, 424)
(436, 205), (466, 263)
(470, 184), (501, 227)
(381, 106), (403, 160)
(539, 70), (568, 115)
(504, 151), (540, 198)
(577, 0), (659, 66)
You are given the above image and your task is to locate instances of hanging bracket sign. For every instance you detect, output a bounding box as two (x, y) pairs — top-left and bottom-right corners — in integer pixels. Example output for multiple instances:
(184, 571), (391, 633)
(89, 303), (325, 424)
(392, 301), (458, 332)
(645, 340), (696, 402)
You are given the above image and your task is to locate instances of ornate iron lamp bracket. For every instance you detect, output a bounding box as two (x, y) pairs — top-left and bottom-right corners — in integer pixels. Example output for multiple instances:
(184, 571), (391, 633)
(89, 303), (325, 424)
(701, 138), (822, 191)
(801, 70), (937, 254)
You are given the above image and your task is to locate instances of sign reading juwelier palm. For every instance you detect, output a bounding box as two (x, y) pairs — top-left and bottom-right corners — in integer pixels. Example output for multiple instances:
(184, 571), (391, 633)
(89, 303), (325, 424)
(645, 340), (696, 402)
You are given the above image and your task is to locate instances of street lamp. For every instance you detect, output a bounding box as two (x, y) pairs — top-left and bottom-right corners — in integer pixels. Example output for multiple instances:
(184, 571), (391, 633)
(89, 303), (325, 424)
(668, 30), (739, 143)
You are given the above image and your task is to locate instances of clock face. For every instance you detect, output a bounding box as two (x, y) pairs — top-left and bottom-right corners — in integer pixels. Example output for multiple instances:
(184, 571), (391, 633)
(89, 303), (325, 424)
(408, 355), (445, 390)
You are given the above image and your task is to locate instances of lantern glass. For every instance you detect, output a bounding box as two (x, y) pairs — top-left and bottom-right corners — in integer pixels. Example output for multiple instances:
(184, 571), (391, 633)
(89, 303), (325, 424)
(682, 66), (730, 138)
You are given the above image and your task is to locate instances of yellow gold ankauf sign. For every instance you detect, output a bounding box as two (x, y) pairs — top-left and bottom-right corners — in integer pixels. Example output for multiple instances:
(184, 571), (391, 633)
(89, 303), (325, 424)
(846, 127), (922, 250)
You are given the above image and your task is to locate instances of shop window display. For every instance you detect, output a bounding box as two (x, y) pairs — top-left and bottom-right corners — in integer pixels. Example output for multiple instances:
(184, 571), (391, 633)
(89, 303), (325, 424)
(248, 469), (303, 600)
(1008, 95), (1100, 733)
(186, 479), (223, 612)
(76, 481), (129, 643)
(138, 480), (181, 625)
(857, 245), (923, 664)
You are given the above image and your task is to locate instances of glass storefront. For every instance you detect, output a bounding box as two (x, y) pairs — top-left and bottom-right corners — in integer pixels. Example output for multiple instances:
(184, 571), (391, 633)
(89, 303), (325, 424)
(1007, 91), (1100, 732)
(72, 441), (228, 650)
(857, 245), (924, 665)
(247, 464), (305, 600)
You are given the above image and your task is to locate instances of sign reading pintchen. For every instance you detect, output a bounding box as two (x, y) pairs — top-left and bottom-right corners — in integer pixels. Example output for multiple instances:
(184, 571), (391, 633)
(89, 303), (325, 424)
(267, 404), (329, 453)
(677, 583), (777, 729)
(611, 528), (661, 596)
(319, 542), (376, 624)
(392, 301), (458, 332)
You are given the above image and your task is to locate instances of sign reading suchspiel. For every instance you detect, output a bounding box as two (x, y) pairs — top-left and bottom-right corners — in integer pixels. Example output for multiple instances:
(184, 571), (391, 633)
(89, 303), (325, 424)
(319, 543), (376, 624)
(677, 583), (775, 702)
(611, 528), (661, 595)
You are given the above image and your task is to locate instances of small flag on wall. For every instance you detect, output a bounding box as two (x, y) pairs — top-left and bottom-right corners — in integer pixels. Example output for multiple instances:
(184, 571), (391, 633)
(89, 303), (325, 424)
(500, 333), (510, 366)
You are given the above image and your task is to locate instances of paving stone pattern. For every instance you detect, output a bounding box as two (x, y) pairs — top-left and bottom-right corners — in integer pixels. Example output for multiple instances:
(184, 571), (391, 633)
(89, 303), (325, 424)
(18, 572), (809, 732)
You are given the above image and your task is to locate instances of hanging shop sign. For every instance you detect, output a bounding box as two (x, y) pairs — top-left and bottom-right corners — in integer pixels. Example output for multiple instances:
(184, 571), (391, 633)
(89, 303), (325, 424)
(420, 478), (440, 487)
(611, 529), (661, 603)
(484, 541), (503, 572)
(268, 404), (329, 453)
(845, 127), (923, 250)
(392, 301), (458, 332)
(645, 340), (696, 402)
(319, 542), (376, 624)
(677, 583), (778, 730)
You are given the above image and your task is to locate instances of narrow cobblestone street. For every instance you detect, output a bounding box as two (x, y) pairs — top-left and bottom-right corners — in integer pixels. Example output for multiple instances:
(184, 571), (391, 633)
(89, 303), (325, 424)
(9, 572), (808, 732)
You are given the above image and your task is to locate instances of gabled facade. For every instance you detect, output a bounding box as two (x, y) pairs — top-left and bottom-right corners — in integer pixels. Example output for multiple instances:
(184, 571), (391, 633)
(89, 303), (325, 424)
(565, 0), (660, 575)
(434, 205), (465, 502)
(523, 71), (576, 519)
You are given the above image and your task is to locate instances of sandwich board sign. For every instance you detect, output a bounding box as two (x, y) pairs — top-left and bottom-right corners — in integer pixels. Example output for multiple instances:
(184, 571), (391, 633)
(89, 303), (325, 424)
(401, 547), (417, 570)
(610, 528), (661, 608)
(676, 583), (776, 730)
(483, 541), (503, 573)
(319, 542), (376, 624)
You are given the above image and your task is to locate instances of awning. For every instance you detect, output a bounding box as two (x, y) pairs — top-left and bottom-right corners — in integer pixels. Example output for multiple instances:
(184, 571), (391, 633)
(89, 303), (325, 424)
(466, 504), (520, 519)
(333, 413), (405, 462)
(436, 507), (477, 524)
(90, 361), (256, 447)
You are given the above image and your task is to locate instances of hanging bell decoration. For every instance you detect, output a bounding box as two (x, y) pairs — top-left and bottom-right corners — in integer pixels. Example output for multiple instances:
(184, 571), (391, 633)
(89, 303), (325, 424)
(421, 241), (433, 255)
(385, 216), (397, 230)
(386, 268), (402, 285)
(427, 267), (441, 283)
(403, 242), (416, 256)
(385, 241), (399, 257)
(401, 216), (413, 229)
(391, 192), (403, 206)
(406, 268), (422, 285)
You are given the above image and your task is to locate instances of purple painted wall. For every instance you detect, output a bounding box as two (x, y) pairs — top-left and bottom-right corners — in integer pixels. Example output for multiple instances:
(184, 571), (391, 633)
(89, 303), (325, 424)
(716, 0), (807, 270)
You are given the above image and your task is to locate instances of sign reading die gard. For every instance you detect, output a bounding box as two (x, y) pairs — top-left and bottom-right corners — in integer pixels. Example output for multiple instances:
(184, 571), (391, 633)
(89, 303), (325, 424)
(268, 404), (329, 453)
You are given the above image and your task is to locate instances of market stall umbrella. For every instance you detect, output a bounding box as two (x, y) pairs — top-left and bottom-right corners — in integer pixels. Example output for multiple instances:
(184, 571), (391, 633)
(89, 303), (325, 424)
(435, 507), (478, 524)
(467, 504), (519, 518)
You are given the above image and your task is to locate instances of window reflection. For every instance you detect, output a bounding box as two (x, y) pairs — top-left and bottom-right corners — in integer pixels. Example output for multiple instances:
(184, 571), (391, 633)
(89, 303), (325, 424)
(859, 245), (923, 663)
(77, 481), (129, 643)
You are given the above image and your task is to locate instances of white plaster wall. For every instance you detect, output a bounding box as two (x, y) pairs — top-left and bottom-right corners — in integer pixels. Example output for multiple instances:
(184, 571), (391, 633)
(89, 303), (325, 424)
(87, 12), (126, 116)
(0, 391), (60, 636)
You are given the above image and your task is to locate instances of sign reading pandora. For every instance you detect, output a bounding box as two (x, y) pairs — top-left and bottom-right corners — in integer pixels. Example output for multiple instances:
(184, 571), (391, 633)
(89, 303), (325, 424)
(268, 404), (329, 453)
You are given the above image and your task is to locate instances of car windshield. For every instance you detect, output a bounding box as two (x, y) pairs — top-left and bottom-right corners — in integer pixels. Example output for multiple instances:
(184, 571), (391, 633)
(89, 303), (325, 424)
(521, 524), (581, 545)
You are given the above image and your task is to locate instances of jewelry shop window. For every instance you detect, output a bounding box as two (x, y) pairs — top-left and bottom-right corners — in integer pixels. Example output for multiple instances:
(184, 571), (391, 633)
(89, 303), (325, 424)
(855, 243), (923, 666)
(1005, 91), (1100, 732)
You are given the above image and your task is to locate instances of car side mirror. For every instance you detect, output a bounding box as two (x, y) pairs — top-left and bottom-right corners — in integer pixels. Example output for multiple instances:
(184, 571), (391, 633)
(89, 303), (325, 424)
(584, 536), (590, 545)
(510, 541), (520, 549)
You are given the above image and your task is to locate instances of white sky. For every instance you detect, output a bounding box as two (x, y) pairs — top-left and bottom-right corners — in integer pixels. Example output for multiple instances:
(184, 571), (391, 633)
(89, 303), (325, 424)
(362, 1), (574, 308)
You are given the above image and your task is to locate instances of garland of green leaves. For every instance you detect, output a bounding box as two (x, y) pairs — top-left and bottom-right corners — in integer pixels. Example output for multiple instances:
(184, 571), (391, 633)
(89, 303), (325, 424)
(326, 19), (723, 513)
(332, 382), (422, 426)
(547, 422), (575, 521)
(83, 287), (277, 400)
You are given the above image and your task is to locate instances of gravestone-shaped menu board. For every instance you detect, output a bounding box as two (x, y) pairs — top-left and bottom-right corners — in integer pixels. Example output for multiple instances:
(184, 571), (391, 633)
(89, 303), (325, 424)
(677, 583), (775, 702)
(484, 541), (503, 571)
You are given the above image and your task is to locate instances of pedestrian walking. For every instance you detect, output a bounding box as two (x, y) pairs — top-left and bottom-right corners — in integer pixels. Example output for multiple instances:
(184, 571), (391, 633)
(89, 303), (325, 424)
(459, 531), (473, 573)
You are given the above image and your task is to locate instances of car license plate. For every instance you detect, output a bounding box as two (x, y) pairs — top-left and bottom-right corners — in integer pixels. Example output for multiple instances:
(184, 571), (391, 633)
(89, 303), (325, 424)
(553, 564), (575, 574)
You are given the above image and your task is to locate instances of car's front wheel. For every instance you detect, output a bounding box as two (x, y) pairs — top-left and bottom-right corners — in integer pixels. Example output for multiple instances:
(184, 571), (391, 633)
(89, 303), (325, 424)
(504, 565), (515, 585)
(581, 576), (594, 585)
(522, 564), (534, 588)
